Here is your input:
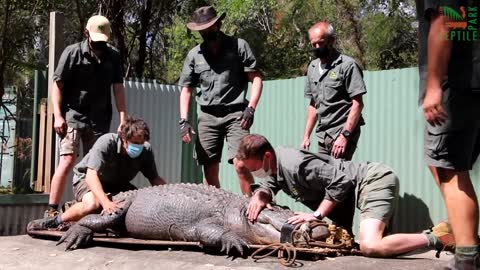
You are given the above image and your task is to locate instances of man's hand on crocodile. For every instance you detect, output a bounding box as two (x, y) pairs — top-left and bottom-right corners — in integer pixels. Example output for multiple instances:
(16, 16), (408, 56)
(246, 190), (273, 222)
(287, 212), (317, 225)
(101, 199), (121, 215)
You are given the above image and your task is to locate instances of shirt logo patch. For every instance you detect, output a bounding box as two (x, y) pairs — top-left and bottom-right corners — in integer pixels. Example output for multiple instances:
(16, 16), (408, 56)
(291, 187), (300, 197)
(329, 71), (337, 79)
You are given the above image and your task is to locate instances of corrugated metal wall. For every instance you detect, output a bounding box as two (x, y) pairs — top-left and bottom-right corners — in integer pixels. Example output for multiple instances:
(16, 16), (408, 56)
(0, 195), (48, 236)
(57, 80), (202, 202)
(216, 67), (480, 234)
(110, 80), (201, 187)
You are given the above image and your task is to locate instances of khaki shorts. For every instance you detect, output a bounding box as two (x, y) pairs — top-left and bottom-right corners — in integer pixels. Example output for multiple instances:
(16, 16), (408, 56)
(424, 87), (480, 171)
(194, 110), (249, 165)
(357, 163), (399, 226)
(60, 126), (101, 156)
(73, 179), (137, 202)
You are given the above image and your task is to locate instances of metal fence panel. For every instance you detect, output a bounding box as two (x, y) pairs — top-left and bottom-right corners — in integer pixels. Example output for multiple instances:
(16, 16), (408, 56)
(110, 80), (184, 187)
(0, 195), (48, 236)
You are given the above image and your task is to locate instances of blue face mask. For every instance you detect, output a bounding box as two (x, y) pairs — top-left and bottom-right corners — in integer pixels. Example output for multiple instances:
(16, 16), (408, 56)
(127, 143), (144, 159)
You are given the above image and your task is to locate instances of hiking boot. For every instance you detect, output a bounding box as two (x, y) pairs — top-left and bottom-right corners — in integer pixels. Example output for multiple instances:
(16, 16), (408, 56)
(27, 216), (60, 231)
(430, 221), (456, 257)
(440, 253), (480, 270)
(44, 208), (60, 218)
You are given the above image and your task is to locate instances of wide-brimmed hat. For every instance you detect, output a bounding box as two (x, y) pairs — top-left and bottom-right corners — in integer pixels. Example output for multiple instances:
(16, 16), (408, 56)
(186, 6), (226, 31)
(86, 15), (111, 42)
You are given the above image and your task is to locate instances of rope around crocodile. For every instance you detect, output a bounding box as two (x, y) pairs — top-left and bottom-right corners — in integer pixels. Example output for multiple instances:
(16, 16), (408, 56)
(251, 220), (359, 267)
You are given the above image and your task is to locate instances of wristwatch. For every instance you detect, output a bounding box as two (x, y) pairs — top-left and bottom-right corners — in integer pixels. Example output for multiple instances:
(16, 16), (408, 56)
(341, 129), (352, 139)
(313, 210), (323, 220)
(179, 118), (187, 125)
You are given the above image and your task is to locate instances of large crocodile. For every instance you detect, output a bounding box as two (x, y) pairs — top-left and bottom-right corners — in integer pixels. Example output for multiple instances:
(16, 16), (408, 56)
(28, 183), (331, 254)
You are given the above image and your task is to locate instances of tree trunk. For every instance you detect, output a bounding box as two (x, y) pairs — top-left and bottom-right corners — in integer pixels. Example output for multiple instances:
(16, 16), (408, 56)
(0, 0), (12, 100)
(74, 0), (85, 41)
(135, 0), (152, 78)
(338, 0), (366, 68)
(107, 0), (128, 77)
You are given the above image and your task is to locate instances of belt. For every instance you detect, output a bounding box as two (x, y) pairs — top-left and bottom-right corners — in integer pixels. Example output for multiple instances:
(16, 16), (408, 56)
(200, 104), (246, 116)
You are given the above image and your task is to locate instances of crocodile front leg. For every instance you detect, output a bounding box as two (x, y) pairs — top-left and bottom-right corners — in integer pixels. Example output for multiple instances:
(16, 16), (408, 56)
(57, 198), (133, 250)
(192, 222), (248, 256)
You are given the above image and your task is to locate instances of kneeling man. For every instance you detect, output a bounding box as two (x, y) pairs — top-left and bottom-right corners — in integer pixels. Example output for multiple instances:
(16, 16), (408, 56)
(30, 117), (166, 229)
(237, 134), (453, 257)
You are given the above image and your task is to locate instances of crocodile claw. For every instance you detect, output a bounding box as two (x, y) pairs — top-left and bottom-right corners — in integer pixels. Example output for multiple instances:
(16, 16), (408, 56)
(220, 233), (247, 256)
(57, 224), (93, 251)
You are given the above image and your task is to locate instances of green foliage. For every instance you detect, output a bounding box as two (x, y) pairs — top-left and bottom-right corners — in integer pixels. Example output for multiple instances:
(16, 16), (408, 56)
(1, 0), (419, 85)
(363, 12), (417, 70)
(163, 16), (201, 83)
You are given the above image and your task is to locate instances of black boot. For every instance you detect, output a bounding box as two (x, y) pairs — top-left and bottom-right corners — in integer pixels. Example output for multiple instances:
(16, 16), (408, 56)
(27, 216), (61, 231)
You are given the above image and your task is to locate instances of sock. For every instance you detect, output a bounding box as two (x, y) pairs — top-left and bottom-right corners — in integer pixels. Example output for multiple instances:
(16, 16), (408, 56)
(456, 245), (479, 257)
(48, 204), (59, 210)
(54, 215), (62, 226)
(424, 231), (442, 250)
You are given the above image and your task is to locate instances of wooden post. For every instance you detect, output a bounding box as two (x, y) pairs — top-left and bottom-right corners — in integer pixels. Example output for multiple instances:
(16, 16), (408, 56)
(35, 100), (47, 192)
(44, 12), (64, 193)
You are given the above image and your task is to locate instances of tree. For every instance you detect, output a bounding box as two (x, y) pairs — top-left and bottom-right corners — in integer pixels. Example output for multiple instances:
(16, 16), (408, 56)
(0, 0), (419, 88)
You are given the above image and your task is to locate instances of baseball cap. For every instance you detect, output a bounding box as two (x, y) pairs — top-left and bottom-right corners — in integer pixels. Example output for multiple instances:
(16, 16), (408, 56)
(86, 15), (111, 42)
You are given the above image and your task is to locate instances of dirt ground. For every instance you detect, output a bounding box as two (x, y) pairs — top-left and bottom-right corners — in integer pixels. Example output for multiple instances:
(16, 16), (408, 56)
(0, 235), (453, 270)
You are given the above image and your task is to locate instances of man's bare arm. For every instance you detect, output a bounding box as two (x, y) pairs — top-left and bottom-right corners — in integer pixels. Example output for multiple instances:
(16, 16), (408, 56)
(113, 83), (127, 130)
(180, 86), (193, 119)
(343, 95), (364, 133)
(246, 71), (263, 109)
(302, 100), (318, 149)
(423, 12), (451, 126)
(85, 168), (117, 213)
(52, 81), (67, 136)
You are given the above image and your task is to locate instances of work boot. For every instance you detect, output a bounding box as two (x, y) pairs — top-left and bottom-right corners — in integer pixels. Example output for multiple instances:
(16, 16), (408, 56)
(429, 221), (456, 257)
(440, 253), (480, 270)
(27, 216), (61, 231)
(43, 208), (60, 218)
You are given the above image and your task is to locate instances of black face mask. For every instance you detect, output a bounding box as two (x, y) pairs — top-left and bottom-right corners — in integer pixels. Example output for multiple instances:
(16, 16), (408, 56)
(90, 40), (108, 53)
(311, 46), (330, 59)
(201, 31), (221, 42)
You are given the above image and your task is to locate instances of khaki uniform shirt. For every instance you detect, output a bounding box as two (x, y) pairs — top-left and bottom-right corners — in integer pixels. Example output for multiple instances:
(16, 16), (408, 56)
(72, 133), (159, 188)
(178, 32), (257, 107)
(305, 52), (367, 139)
(53, 40), (123, 133)
(254, 146), (369, 211)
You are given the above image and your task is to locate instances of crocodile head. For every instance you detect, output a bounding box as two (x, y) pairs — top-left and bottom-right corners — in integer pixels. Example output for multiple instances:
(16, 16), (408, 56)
(239, 205), (331, 244)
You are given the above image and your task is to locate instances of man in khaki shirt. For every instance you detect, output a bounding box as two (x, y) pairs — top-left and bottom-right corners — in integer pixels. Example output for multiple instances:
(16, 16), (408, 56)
(46, 15), (127, 218)
(237, 134), (454, 258)
(178, 6), (263, 196)
(302, 22), (366, 160)
(28, 117), (166, 230)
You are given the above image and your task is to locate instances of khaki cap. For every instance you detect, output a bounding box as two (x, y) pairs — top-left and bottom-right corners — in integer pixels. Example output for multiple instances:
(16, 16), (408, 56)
(86, 15), (111, 42)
